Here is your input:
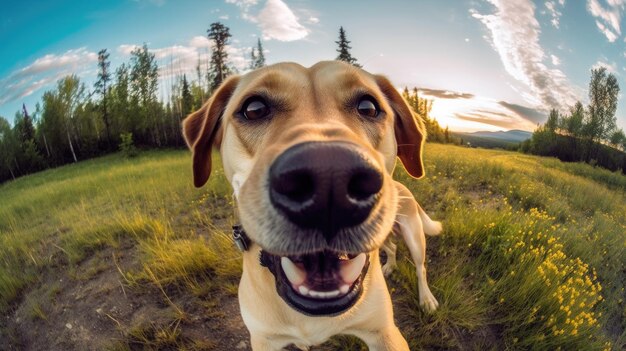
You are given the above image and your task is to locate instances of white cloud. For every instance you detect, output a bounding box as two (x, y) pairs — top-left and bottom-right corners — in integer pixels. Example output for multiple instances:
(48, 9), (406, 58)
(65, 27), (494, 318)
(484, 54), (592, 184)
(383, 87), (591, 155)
(226, 0), (309, 41)
(117, 44), (140, 55)
(225, 0), (259, 21)
(256, 0), (309, 41)
(225, 0), (258, 9)
(0, 48), (97, 105)
(595, 21), (619, 41)
(472, 0), (578, 110)
(592, 59), (619, 74)
(545, 0), (565, 28)
(587, 0), (625, 42)
(551, 54), (561, 65)
(219, 15), (230, 20)
(189, 36), (212, 49)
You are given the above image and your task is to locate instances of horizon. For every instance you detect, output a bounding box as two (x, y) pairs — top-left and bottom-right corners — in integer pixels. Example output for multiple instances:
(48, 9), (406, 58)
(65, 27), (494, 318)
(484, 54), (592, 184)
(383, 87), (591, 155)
(1, 0), (626, 133)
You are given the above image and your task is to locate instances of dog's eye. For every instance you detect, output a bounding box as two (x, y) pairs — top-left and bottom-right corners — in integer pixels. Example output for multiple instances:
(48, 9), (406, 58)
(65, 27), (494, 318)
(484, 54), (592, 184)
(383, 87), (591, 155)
(242, 98), (270, 120)
(357, 97), (379, 118)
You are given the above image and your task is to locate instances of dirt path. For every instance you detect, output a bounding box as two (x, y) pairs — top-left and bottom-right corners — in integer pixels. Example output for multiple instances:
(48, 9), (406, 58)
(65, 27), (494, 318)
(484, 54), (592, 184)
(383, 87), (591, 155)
(0, 239), (251, 351)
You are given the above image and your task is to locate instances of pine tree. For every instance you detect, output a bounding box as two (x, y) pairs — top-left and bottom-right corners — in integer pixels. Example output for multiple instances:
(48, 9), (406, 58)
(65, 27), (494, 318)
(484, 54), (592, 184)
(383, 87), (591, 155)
(17, 104), (36, 142)
(95, 49), (112, 145)
(207, 22), (232, 91)
(254, 38), (266, 68)
(249, 47), (257, 70)
(181, 74), (193, 116)
(335, 26), (360, 67)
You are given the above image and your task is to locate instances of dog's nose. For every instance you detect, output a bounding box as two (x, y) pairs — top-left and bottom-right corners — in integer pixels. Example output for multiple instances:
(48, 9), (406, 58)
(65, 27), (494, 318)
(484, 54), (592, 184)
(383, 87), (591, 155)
(269, 141), (383, 241)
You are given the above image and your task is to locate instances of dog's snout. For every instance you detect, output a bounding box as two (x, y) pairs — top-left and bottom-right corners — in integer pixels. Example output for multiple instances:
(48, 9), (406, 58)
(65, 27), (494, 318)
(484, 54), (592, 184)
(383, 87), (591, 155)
(269, 141), (383, 241)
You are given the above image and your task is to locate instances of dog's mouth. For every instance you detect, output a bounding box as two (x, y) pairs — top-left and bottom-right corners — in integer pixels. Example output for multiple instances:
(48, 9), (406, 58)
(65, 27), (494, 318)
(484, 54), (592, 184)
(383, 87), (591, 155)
(261, 250), (370, 316)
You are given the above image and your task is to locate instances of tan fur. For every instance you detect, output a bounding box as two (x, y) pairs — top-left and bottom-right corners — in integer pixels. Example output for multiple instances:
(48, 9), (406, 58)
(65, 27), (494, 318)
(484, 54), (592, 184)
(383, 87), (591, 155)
(183, 61), (435, 350)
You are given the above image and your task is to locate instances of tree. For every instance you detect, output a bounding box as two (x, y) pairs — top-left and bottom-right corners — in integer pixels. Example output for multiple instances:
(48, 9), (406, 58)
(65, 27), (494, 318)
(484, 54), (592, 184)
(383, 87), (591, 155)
(194, 55), (207, 105)
(112, 63), (130, 134)
(252, 38), (266, 69)
(555, 101), (585, 159)
(250, 47), (257, 70)
(129, 44), (159, 144)
(13, 105), (43, 173)
(335, 26), (360, 67)
(207, 22), (232, 91)
(0, 116), (18, 180)
(545, 109), (559, 132)
(95, 49), (112, 145)
(38, 76), (85, 164)
(58, 75), (85, 163)
(181, 74), (193, 116)
(609, 129), (625, 150)
(584, 67), (619, 161)
(563, 101), (584, 137)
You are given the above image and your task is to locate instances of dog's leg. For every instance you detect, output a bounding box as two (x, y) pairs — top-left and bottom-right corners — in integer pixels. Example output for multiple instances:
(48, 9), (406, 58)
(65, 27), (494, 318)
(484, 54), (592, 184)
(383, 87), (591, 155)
(249, 333), (286, 351)
(353, 326), (409, 351)
(397, 215), (439, 313)
(381, 238), (397, 277)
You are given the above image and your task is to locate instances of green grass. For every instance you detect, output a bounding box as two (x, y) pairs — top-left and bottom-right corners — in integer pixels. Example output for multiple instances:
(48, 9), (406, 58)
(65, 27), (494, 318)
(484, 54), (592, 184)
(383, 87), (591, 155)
(0, 144), (624, 350)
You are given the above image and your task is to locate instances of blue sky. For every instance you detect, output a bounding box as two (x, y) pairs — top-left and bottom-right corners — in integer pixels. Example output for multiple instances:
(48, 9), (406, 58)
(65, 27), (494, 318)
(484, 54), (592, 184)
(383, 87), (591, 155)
(1, 0), (626, 132)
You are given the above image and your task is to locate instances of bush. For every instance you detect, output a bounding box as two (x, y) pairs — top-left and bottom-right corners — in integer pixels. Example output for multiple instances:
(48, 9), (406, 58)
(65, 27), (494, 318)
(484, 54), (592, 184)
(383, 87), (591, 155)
(119, 132), (138, 158)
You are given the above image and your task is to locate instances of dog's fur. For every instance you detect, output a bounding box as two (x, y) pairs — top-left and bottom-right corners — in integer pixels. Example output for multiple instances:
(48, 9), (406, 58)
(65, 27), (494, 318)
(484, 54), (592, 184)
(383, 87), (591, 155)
(183, 61), (439, 350)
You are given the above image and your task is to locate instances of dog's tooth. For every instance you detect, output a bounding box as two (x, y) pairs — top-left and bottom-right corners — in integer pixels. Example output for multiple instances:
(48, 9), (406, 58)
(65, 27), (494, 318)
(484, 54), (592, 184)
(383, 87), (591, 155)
(339, 284), (350, 295)
(281, 257), (306, 285)
(298, 285), (309, 296)
(309, 290), (321, 298)
(325, 290), (340, 298)
(339, 253), (366, 284)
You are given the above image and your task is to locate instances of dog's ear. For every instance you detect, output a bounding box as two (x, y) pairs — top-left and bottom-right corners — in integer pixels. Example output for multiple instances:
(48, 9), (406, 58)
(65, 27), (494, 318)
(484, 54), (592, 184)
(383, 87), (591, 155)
(182, 76), (240, 187)
(375, 75), (426, 178)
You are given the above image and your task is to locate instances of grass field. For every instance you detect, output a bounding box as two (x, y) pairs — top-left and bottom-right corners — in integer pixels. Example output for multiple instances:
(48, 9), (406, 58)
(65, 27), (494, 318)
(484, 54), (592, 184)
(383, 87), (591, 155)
(0, 144), (624, 350)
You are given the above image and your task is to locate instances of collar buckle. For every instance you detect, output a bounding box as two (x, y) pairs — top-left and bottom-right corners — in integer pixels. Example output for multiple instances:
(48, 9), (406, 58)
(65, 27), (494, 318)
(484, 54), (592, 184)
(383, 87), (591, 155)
(232, 224), (250, 252)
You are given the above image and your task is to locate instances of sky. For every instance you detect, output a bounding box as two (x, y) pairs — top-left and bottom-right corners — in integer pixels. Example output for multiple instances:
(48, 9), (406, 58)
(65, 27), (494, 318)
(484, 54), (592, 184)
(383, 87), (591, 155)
(1, 0), (626, 133)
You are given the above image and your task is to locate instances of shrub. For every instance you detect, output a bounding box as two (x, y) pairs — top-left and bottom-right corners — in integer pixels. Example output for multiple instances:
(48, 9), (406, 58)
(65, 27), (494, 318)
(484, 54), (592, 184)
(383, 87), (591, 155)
(119, 132), (138, 158)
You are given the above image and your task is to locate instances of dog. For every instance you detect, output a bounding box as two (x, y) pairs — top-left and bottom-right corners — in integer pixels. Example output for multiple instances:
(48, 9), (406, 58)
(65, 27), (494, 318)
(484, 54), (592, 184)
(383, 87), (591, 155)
(183, 61), (434, 350)
(381, 181), (442, 313)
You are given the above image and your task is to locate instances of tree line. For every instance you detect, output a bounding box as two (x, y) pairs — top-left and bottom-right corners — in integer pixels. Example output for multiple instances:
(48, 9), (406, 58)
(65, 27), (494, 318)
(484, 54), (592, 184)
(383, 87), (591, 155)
(0, 25), (457, 183)
(521, 67), (626, 173)
(0, 22), (254, 183)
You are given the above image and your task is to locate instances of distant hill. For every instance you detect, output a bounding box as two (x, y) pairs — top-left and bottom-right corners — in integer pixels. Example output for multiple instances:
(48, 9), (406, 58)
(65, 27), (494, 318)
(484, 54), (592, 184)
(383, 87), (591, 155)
(452, 130), (532, 149)
(464, 130), (532, 142)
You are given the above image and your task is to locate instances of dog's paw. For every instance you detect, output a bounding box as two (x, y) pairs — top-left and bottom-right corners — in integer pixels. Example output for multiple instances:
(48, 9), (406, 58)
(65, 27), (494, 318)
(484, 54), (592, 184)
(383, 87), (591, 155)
(419, 290), (439, 313)
(382, 263), (395, 277)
